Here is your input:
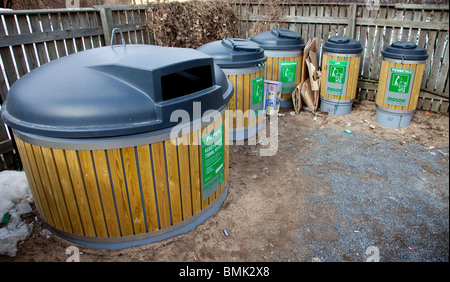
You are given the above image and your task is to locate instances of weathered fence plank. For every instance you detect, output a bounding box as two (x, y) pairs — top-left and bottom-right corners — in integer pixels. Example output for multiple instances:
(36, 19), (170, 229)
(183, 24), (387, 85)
(0, 5), (151, 170)
(236, 2), (449, 107)
(0, 2), (448, 170)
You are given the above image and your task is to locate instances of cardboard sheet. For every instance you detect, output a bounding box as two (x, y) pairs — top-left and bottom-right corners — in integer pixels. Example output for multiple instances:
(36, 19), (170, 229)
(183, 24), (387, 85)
(293, 37), (321, 114)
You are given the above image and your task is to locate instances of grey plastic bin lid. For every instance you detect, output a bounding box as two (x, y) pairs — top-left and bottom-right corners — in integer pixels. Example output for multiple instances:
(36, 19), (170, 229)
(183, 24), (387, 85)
(197, 38), (266, 68)
(323, 36), (362, 54)
(250, 29), (305, 50)
(1, 45), (233, 138)
(381, 41), (429, 61)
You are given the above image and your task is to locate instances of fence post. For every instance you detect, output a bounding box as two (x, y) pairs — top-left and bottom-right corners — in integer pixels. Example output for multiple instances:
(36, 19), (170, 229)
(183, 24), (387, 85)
(347, 3), (357, 39)
(0, 112), (20, 171)
(98, 7), (113, 46)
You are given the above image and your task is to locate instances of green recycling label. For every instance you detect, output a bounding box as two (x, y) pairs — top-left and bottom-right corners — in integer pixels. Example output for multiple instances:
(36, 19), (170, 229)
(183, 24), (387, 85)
(251, 76), (264, 116)
(325, 60), (349, 97)
(201, 124), (224, 200)
(385, 67), (415, 107)
(278, 61), (298, 93)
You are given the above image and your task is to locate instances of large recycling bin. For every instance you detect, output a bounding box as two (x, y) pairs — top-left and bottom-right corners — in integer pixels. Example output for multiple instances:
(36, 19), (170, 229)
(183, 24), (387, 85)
(320, 36), (362, 115)
(1, 44), (233, 249)
(375, 41), (428, 128)
(198, 38), (267, 140)
(251, 28), (305, 108)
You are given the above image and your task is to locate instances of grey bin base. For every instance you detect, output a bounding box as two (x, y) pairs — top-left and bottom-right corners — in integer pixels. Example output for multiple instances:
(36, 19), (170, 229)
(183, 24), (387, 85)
(320, 98), (353, 115)
(232, 124), (257, 141)
(280, 99), (294, 108)
(231, 118), (264, 141)
(376, 106), (414, 128)
(48, 184), (229, 250)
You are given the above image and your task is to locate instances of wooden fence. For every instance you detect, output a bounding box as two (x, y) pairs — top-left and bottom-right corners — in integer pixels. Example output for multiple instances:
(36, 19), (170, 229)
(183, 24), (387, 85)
(234, 2), (449, 110)
(0, 2), (449, 170)
(0, 5), (151, 170)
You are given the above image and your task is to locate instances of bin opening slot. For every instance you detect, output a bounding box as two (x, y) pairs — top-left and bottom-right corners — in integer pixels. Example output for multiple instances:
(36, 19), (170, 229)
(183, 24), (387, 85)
(161, 65), (213, 101)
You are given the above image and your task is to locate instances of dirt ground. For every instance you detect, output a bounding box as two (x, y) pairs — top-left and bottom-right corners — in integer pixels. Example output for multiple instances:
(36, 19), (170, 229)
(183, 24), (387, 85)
(1, 100), (448, 262)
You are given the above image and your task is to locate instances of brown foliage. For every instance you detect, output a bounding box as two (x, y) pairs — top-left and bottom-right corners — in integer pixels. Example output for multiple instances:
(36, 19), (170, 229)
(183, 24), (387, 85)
(145, 0), (241, 49)
(10, 0), (65, 9)
(1, 0), (12, 9)
(9, 0), (132, 10)
(239, 0), (286, 36)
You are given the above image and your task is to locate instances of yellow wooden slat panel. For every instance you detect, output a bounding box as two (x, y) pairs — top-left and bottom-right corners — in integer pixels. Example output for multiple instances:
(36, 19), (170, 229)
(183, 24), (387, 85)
(177, 135), (193, 220)
(40, 147), (73, 233)
(227, 74), (237, 129)
(22, 143), (50, 225)
(235, 74), (244, 131)
(52, 148), (84, 235)
(266, 56), (274, 81)
(151, 142), (171, 228)
(136, 145), (159, 232)
(14, 138), (47, 224)
(107, 148), (133, 237)
(121, 147), (146, 235)
(243, 73), (251, 128)
(376, 60), (390, 107)
(320, 53), (329, 99)
(92, 150), (121, 237)
(408, 63), (426, 111)
(31, 145), (63, 230)
(346, 56), (360, 100)
(78, 150), (108, 237)
(64, 150), (96, 237)
(165, 140), (183, 225)
(297, 55), (303, 91)
(272, 57), (279, 82)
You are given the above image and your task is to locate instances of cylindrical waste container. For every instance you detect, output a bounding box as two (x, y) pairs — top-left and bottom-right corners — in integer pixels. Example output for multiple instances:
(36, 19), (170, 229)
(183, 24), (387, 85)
(1, 44), (233, 249)
(197, 38), (266, 140)
(320, 36), (362, 115)
(375, 41), (428, 128)
(251, 28), (305, 108)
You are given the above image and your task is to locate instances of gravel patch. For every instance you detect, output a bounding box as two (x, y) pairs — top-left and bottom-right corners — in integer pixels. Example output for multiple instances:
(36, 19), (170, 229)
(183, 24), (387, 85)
(295, 128), (449, 262)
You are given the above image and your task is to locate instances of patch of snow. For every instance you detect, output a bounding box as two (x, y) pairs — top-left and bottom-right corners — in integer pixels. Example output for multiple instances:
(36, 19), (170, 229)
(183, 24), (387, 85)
(0, 170), (34, 257)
